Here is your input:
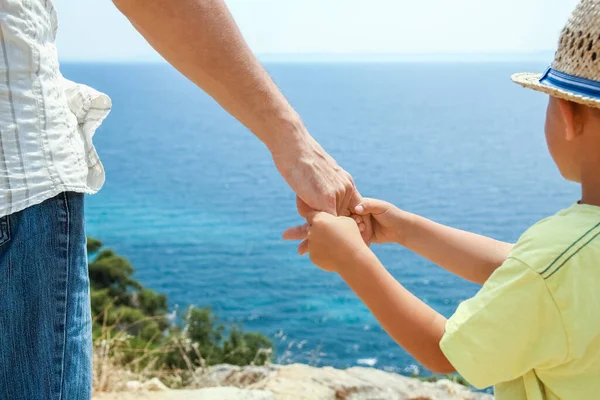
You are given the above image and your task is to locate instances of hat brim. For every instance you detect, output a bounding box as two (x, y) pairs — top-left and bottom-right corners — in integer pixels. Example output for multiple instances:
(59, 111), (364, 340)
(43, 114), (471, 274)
(511, 72), (600, 108)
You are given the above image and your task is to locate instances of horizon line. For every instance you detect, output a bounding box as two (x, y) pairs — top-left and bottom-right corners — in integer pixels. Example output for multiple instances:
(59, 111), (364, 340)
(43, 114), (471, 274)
(60, 51), (555, 64)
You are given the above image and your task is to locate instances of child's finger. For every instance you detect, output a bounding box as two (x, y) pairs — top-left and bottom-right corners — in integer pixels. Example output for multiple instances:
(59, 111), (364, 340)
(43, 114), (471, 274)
(298, 239), (309, 255)
(358, 223), (366, 232)
(283, 223), (310, 241)
(353, 215), (363, 224)
(355, 199), (389, 216)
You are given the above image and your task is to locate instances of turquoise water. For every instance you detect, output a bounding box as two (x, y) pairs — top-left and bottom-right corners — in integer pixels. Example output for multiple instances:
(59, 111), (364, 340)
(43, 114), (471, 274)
(64, 62), (579, 375)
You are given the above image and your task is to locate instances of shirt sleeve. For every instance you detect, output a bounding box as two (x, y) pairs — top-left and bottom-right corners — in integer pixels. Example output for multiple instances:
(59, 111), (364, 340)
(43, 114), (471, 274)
(439, 257), (568, 389)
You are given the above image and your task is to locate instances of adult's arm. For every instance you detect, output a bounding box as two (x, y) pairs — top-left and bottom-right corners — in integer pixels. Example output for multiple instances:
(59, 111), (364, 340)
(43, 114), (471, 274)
(112, 0), (363, 224)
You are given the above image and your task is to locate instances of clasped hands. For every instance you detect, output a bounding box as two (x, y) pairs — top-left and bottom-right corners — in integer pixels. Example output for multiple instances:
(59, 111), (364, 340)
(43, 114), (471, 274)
(271, 133), (407, 273)
(282, 195), (407, 273)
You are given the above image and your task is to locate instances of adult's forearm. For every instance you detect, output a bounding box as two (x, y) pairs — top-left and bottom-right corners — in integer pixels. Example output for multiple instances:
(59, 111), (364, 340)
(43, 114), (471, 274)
(340, 249), (454, 374)
(402, 213), (513, 284)
(113, 0), (305, 150)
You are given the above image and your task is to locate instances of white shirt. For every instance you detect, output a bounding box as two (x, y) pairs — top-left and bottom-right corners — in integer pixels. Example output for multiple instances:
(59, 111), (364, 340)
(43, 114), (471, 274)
(0, 0), (111, 218)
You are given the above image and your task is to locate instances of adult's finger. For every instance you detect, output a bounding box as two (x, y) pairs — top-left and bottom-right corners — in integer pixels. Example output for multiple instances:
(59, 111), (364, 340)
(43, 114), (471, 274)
(298, 239), (309, 255)
(282, 223), (310, 241)
(305, 210), (322, 225)
(337, 172), (355, 217)
(296, 196), (313, 218)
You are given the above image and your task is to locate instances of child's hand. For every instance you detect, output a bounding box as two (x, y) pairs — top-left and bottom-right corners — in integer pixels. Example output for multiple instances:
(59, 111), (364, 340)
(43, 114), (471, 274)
(305, 211), (370, 273)
(353, 198), (407, 244)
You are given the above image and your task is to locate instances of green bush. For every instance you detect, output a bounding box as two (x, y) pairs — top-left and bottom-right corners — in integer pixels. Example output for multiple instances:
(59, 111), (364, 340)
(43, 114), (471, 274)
(87, 237), (273, 373)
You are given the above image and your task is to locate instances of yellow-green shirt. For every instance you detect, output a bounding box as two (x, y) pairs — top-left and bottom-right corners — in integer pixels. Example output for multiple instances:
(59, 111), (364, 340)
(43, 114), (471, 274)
(440, 203), (600, 400)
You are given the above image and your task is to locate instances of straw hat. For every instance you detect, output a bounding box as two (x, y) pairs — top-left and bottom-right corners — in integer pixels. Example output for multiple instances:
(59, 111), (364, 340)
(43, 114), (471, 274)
(512, 0), (600, 108)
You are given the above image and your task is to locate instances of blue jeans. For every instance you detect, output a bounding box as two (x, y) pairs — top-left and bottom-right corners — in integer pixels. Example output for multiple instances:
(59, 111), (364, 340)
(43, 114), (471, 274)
(0, 192), (92, 400)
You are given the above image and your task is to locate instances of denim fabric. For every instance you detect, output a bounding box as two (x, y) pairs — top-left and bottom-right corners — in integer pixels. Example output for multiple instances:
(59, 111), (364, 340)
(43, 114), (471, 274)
(0, 192), (91, 400)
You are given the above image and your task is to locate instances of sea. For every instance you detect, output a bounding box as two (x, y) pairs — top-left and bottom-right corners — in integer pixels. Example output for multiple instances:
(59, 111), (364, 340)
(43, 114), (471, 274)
(63, 61), (580, 376)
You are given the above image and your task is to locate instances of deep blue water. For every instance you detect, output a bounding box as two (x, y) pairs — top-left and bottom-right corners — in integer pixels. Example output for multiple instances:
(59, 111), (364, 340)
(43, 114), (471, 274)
(63, 62), (579, 375)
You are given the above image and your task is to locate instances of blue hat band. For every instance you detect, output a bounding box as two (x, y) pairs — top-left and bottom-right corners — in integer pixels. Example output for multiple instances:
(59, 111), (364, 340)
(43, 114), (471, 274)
(540, 67), (600, 99)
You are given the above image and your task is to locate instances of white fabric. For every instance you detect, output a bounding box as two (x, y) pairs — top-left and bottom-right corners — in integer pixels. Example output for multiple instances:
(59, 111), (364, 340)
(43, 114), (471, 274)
(0, 0), (111, 217)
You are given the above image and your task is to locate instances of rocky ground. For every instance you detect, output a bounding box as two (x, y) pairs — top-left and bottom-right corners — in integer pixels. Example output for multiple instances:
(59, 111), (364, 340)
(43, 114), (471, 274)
(93, 364), (493, 400)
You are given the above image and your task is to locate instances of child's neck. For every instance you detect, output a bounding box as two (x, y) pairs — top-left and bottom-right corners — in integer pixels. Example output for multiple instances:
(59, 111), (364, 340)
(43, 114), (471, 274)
(580, 170), (600, 207)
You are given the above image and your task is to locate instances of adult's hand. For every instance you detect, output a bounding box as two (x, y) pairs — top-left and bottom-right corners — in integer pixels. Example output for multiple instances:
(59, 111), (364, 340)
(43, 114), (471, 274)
(272, 133), (355, 216)
(274, 132), (373, 253)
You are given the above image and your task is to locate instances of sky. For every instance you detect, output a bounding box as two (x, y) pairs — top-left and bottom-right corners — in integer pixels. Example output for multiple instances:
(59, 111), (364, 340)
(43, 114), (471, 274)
(53, 0), (580, 62)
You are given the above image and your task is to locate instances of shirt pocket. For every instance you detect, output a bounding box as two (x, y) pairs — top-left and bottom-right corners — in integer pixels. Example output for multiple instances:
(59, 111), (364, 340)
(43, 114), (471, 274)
(0, 216), (10, 248)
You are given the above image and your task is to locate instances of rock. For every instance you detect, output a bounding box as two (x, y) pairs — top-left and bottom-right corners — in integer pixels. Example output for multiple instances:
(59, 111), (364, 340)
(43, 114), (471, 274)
(125, 381), (143, 391)
(123, 378), (168, 392)
(143, 378), (169, 391)
(93, 388), (274, 400)
(96, 364), (494, 400)
(194, 364), (279, 388)
(192, 387), (274, 400)
(248, 364), (492, 400)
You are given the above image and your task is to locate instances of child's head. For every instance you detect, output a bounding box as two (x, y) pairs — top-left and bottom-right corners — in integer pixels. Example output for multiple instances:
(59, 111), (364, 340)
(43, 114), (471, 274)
(544, 97), (600, 183)
(511, 0), (600, 185)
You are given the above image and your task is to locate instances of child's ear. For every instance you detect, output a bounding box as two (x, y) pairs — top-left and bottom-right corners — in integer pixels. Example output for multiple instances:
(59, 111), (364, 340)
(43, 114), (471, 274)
(557, 99), (583, 141)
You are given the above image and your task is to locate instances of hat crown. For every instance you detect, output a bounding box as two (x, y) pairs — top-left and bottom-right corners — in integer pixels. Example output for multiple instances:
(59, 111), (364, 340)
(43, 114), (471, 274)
(553, 0), (600, 80)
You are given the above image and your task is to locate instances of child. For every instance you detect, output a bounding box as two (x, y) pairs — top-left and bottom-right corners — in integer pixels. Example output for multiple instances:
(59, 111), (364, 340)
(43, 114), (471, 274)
(284, 1), (600, 399)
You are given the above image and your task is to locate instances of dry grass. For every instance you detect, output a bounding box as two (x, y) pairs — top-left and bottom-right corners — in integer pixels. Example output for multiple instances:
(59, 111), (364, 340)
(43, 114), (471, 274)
(91, 303), (276, 393)
(92, 305), (207, 393)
